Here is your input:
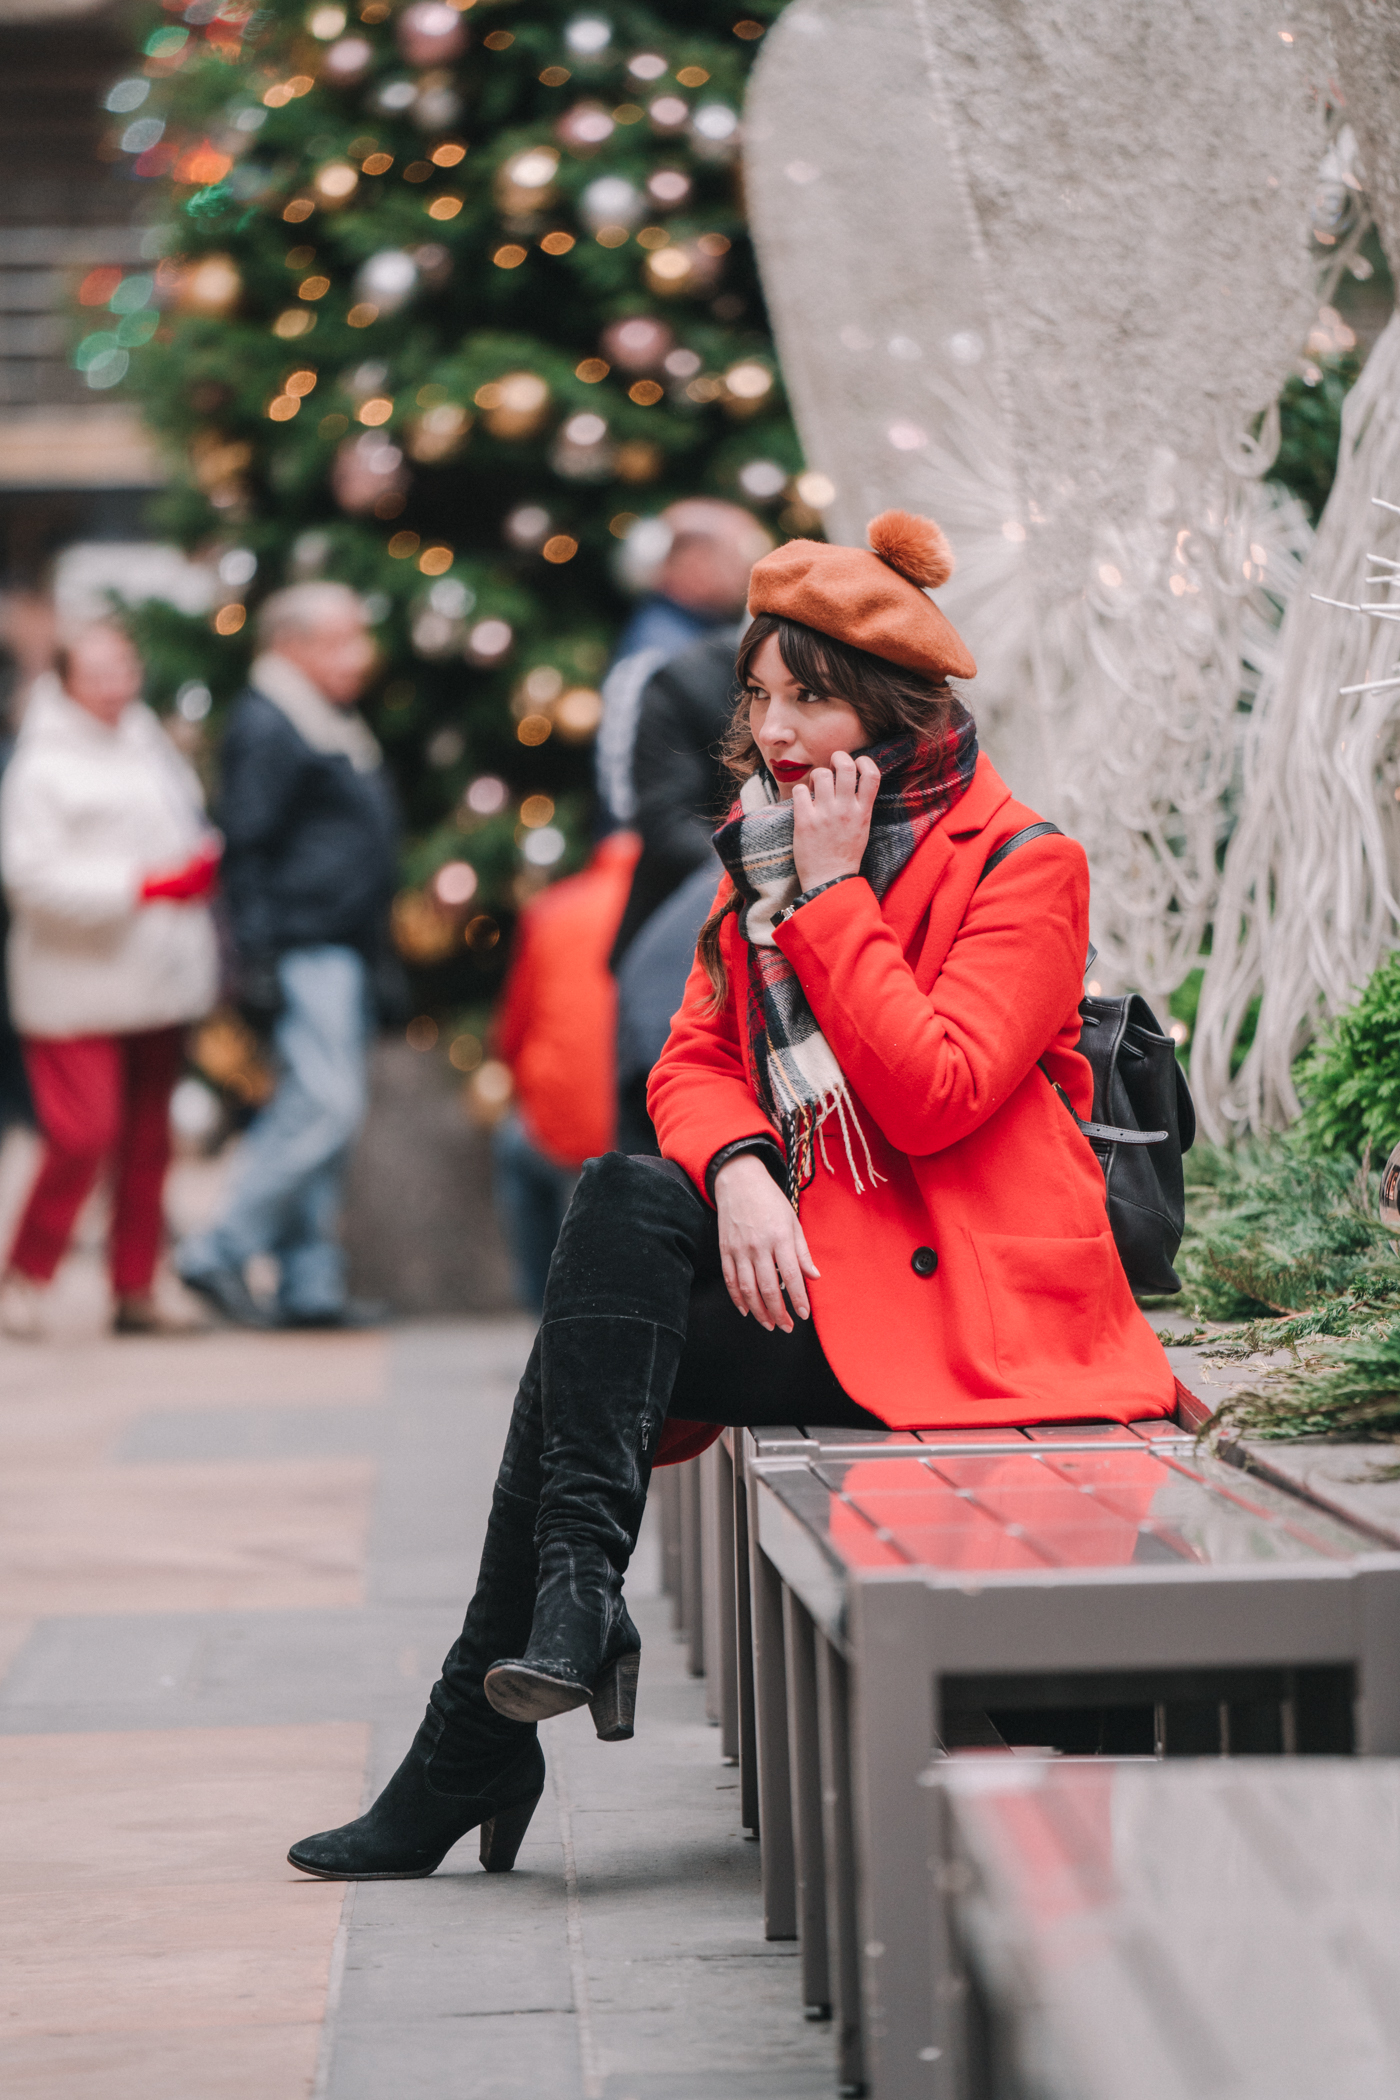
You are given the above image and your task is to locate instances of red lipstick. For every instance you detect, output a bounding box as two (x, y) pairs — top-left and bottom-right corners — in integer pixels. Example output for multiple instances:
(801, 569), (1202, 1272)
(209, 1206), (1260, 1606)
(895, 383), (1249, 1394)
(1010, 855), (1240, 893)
(771, 760), (810, 782)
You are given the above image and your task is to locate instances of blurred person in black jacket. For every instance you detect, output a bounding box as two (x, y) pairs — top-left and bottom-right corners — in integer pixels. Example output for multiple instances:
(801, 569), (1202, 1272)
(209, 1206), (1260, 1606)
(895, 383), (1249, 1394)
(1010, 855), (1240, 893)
(609, 631), (739, 1152)
(608, 632), (737, 964)
(175, 584), (399, 1328)
(596, 501), (769, 827)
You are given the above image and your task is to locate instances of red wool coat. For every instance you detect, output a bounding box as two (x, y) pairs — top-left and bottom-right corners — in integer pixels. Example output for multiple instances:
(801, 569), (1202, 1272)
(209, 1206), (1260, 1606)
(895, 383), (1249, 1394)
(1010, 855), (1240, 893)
(648, 755), (1175, 1431)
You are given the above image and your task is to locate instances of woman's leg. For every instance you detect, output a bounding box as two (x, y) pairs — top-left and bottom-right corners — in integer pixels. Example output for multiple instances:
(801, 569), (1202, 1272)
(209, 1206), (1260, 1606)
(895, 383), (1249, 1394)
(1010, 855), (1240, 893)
(108, 1028), (183, 1300)
(287, 1338), (549, 1879)
(288, 1153), (707, 1879)
(288, 1150), (869, 1878)
(6, 1037), (121, 1283)
(483, 1151), (708, 1728)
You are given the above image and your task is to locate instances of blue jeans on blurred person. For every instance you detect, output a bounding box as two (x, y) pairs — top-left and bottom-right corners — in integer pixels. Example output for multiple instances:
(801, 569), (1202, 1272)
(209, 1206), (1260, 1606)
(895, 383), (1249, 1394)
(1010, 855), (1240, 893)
(179, 945), (370, 1320)
(492, 1109), (578, 1312)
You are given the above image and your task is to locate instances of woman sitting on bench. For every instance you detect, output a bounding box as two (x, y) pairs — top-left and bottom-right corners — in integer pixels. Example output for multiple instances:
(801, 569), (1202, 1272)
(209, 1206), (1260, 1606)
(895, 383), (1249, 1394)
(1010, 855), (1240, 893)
(290, 511), (1174, 1881)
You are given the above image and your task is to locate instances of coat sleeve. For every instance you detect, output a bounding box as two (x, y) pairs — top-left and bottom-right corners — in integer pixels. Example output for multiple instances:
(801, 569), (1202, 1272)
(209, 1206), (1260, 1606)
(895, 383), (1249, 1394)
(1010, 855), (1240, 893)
(771, 836), (1089, 1157)
(0, 755), (139, 930)
(646, 882), (782, 1197)
(215, 704), (311, 958)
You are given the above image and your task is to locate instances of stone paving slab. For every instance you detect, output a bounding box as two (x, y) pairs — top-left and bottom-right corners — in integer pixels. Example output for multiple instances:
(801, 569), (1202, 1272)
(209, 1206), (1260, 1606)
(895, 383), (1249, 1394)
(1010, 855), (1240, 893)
(0, 1310), (837, 2098)
(0, 1723), (364, 2095)
(0, 1606), (457, 1735)
(116, 1403), (386, 1465)
(0, 1459), (374, 1615)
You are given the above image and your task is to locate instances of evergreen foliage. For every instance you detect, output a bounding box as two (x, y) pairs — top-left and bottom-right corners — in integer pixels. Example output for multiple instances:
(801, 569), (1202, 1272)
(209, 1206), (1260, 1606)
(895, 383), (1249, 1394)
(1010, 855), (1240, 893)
(91, 0), (795, 986)
(1177, 1139), (1399, 1325)
(1295, 945), (1400, 1160)
(1174, 1139), (1400, 1446)
(1268, 352), (1361, 523)
(1209, 1322), (1400, 1449)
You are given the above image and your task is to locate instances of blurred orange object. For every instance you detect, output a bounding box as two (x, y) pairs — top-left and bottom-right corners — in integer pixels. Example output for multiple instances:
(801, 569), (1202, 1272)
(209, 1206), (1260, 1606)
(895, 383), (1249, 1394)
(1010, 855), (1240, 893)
(494, 831), (640, 1169)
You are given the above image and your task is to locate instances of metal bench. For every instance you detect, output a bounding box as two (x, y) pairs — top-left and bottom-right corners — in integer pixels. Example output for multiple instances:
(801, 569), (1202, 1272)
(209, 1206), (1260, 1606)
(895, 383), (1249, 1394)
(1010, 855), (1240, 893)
(926, 1755), (1400, 2100)
(739, 1418), (1400, 2098)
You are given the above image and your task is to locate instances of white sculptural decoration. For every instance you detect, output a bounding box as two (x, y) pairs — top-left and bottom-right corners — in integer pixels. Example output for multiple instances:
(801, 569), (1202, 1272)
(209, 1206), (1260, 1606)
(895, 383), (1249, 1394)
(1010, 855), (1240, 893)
(1194, 2), (1400, 1137)
(746, 0), (1329, 1027)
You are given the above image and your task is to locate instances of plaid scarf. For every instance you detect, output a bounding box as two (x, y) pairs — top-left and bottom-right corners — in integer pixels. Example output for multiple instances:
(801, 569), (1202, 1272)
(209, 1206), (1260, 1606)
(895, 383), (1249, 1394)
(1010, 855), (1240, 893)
(712, 703), (979, 1200)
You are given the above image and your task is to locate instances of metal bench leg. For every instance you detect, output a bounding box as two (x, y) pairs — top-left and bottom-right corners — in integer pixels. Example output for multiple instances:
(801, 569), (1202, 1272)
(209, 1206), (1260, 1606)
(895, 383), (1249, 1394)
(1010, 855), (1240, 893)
(1358, 1564), (1400, 1751)
(816, 1634), (865, 2096)
(700, 1441), (722, 1722)
(657, 1464), (682, 1623)
(783, 1584), (831, 2019)
(735, 1432), (759, 1834)
(846, 1581), (946, 2100)
(751, 1527), (797, 1938)
(679, 1456), (704, 1677)
(716, 1435), (740, 1762)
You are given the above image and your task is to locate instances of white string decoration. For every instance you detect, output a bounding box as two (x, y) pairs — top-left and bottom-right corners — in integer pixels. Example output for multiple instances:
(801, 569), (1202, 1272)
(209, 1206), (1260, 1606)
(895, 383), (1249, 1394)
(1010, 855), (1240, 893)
(746, 0), (1330, 1022)
(1048, 454), (1315, 1012)
(1193, 340), (1400, 1136)
(1190, 0), (1400, 1136)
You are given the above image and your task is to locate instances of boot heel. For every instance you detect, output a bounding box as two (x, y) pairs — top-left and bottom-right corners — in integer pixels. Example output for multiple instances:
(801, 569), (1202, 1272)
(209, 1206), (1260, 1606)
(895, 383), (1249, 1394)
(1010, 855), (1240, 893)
(588, 1651), (640, 1742)
(478, 1788), (543, 1873)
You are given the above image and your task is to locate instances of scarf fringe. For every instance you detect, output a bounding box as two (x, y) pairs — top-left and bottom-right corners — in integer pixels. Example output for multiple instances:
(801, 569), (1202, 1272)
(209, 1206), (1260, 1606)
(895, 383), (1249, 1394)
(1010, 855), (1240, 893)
(785, 1083), (885, 1204)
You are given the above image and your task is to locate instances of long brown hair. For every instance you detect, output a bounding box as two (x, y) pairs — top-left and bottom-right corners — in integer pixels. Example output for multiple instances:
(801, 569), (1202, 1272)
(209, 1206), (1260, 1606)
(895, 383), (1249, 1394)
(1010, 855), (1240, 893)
(695, 613), (957, 1005)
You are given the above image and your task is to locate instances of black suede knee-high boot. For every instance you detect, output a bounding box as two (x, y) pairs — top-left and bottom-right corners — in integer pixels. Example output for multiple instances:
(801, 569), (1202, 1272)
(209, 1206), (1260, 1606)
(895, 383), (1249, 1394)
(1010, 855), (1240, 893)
(484, 1153), (701, 1738)
(288, 1348), (549, 1880)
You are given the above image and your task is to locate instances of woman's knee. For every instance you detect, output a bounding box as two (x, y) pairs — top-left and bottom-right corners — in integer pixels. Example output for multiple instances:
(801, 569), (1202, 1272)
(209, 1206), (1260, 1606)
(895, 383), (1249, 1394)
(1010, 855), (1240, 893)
(575, 1149), (697, 1208)
(545, 1152), (705, 1313)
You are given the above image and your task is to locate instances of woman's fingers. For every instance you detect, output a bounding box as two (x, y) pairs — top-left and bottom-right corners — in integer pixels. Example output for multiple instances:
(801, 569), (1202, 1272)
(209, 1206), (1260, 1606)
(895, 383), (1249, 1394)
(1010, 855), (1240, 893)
(754, 1250), (793, 1331)
(723, 1236), (810, 1330)
(775, 1241), (810, 1322)
(794, 1219), (821, 1280)
(735, 1252), (785, 1331)
(743, 1248), (788, 1331)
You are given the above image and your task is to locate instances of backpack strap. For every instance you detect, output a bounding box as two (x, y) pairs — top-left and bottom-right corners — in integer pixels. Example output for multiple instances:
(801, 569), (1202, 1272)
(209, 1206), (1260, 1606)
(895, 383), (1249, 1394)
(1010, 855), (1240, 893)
(976, 825), (1169, 1146)
(976, 820), (1063, 884)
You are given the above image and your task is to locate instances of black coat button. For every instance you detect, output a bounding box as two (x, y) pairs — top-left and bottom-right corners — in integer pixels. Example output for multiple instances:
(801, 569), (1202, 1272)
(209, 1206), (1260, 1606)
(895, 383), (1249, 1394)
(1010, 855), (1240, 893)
(911, 1246), (938, 1278)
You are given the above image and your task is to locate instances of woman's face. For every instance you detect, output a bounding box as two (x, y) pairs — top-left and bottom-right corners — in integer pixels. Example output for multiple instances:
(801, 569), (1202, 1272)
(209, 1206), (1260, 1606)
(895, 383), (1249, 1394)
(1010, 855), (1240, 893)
(744, 633), (868, 802)
(63, 627), (143, 728)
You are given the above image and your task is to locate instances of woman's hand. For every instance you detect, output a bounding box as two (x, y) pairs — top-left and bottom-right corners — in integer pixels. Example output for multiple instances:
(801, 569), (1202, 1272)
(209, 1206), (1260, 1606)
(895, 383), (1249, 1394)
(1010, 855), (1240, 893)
(791, 750), (880, 892)
(714, 1151), (820, 1332)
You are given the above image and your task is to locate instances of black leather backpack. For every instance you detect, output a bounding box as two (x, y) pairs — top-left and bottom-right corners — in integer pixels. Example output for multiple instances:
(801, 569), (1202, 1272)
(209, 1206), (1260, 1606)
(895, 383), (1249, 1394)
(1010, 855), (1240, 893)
(978, 825), (1197, 1295)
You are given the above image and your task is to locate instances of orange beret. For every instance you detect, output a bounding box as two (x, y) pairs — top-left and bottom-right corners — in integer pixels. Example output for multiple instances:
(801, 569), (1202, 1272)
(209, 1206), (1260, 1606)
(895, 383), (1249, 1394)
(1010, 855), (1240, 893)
(746, 510), (976, 682)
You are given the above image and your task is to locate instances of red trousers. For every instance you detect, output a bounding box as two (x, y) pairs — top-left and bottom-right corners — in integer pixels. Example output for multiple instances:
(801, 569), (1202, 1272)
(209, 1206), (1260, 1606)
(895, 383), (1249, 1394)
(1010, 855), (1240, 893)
(8, 1027), (184, 1295)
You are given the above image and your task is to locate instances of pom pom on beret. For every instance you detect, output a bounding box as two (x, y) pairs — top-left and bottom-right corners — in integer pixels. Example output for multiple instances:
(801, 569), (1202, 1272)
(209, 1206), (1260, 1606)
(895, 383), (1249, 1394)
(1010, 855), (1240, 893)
(746, 509), (975, 682)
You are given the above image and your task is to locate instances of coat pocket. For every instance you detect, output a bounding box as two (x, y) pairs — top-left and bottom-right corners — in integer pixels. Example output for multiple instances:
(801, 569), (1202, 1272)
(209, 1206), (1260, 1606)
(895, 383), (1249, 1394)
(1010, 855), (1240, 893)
(972, 1230), (1118, 1377)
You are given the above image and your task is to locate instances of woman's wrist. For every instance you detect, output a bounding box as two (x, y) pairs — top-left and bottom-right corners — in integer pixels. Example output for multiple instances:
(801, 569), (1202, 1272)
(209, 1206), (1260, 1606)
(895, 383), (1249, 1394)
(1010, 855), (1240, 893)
(707, 1135), (786, 1203)
(773, 872), (862, 927)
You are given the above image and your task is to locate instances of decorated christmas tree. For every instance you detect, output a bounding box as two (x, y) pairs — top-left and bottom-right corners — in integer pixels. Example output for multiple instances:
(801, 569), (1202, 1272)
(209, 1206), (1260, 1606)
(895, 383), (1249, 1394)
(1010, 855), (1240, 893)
(89, 0), (803, 995)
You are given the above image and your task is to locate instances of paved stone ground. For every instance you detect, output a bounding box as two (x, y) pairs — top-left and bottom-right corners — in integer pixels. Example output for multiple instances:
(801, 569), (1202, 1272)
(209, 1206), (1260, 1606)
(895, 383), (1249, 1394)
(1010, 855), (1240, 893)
(0, 1176), (835, 2097)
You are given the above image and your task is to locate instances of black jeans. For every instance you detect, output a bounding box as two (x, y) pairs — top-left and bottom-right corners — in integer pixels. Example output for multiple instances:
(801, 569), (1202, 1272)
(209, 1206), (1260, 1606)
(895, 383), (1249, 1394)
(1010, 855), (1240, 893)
(637, 1155), (884, 1430)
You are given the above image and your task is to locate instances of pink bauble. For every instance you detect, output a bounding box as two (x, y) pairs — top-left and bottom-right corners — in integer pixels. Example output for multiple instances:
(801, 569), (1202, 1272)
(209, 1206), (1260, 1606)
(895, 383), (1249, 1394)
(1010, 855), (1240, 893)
(601, 315), (675, 373)
(555, 101), (615, 152)
(323, 35), (374, 83)
(395, 1), (467, 67)
(332, 432), (408, 515)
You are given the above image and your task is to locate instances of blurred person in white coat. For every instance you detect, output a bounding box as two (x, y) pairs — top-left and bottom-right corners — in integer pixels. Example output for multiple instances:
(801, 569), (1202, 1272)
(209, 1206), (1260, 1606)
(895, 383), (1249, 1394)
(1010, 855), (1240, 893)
(0, 623), (220, 1338)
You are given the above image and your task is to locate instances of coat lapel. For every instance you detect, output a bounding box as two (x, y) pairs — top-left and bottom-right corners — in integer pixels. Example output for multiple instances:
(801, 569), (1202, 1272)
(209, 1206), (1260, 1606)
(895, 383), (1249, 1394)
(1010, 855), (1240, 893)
(880, 756), (1013, 959)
